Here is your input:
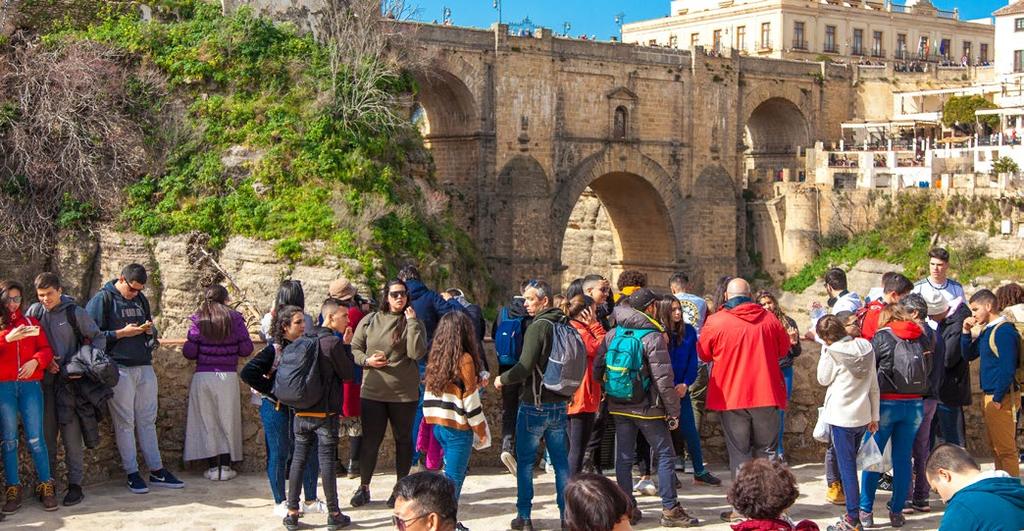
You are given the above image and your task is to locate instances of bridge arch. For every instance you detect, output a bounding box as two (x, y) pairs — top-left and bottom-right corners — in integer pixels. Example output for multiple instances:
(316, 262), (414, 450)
(741, 85), (815, 184)
(552, 146), (685, 288)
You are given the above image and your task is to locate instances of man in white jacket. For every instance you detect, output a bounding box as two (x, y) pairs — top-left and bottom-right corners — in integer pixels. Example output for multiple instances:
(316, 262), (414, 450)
(817, 314), (880, 531)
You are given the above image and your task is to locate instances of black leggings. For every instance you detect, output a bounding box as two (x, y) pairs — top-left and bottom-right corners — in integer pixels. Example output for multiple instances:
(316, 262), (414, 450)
(500, 365), (522, 442)
(359, 399), (417, 486)
(568, 412), (596, 476)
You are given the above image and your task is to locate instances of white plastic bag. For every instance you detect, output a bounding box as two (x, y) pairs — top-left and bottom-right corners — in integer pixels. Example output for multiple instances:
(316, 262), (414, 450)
(857, 434), (885, 473)
(813, 407), (831, 443)
(880, 439), (892, 473)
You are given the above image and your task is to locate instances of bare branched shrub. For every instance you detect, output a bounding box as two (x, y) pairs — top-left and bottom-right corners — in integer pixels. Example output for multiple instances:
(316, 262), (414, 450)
(319, 0), (426, 133)
(0, 36), (164, 250)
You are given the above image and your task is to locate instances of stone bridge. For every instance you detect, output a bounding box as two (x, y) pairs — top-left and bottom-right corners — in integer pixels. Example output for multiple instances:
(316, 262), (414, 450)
(401, 22), (854, 292)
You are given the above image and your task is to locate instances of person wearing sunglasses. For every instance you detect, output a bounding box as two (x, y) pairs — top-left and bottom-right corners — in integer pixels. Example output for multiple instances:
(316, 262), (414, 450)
(350, 279), (427, 509)
(391, 471), (458, 531)
(86, 263), (184, 494)
(0, 279), (57, 515)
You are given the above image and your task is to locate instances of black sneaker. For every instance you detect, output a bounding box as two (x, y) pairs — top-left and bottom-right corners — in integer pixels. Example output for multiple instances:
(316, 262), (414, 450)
(62, 484), (84, 506)
(509, 516), (533, 530)
(127, 473), (149, 494)
(149, 469), (185, 489)
(350, 486), (370, 507)
(327, 511), (352, 530)
(693, 470), (722, 486)
(456, 523), (470, 531)
(347, 460), (360, 480)
(283, 511), (301, 531)
(909, 498), (931, 512)
(878, 473), (893, 492)
(386, 493), (396, 508)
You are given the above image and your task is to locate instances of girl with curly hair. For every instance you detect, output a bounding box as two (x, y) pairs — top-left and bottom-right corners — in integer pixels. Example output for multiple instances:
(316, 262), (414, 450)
(422, 311), (490, 500)
(727, 459), (818, 530)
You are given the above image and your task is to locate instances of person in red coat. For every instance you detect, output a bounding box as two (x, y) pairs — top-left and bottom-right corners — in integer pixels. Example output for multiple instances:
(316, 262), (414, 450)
(328, 277), (365, 478)
(0, 280), (57, 512)
(697, 278), (789, 523)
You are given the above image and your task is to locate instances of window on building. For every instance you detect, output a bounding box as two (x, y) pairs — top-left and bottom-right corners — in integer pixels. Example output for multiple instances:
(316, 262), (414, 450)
(668, 34), (678, 48)
(852, 29), (864, 55)
(872, 31), (883, 57)
(981, 43), (989, 63)
(736, 26), (746, 50)
(793, 21), (805, 49)
(963, 41), (972, 61)
(897, 33), (907, 59)
(614, 106), (628, 139)
(824, 25), (836, 53)
(691, 32), (700, 48)
(713, 29), (722, 51)
(1015, 51), (1024, 73)
(760, 22), (771, 49)
(940, 38), (951, 59)
(1016, 18), (1024, 32)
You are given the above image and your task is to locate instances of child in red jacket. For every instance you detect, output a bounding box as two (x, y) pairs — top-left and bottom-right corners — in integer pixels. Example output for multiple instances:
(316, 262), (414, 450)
(0, 280), (56, 513)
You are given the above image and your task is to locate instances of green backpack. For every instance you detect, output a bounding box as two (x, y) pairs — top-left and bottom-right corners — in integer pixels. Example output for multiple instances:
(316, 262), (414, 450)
(602, 327), (657, 402)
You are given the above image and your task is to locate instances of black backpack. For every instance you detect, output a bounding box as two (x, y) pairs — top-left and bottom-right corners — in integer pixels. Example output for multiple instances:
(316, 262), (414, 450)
(271, 335), (325, 409)
(881, 329), (931, 395)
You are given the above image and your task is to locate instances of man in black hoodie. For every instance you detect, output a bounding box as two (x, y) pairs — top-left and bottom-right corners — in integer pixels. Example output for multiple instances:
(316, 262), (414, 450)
(283, 299), (355, 531)
(86, 263), (184, 494)
(493, 280), (532, 475)
(935, 297), (972, 447)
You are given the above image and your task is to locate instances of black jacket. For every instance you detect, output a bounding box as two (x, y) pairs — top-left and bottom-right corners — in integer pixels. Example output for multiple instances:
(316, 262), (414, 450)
(302, 327), (355, 415)
(56, 345), (118, 449)
(871, 321), (934, 396)
(240, 343), (279, 399)
(938, 304), (973, 407)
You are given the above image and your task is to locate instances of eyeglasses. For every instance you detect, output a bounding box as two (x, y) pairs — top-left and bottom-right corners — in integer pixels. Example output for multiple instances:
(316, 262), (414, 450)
(3, 295), (22, 304)
(388, 291), (408, 299)
(392, 513), (428, 531)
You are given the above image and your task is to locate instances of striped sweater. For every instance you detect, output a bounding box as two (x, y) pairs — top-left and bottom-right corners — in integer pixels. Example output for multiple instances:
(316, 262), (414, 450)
(423, 352), (491, 450)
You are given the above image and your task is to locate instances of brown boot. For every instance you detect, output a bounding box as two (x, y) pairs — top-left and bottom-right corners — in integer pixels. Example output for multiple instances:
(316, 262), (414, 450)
(2, 484), (22, 514)
(36, 480), (57, 511)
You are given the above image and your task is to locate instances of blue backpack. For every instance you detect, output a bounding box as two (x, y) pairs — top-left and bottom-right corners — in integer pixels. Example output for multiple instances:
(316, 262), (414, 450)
(495, 307), (526, 367)
(602, 327), (657, 402)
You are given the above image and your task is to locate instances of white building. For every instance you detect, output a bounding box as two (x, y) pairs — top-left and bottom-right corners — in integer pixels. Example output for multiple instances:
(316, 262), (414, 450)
(995, 1), (1024, 79)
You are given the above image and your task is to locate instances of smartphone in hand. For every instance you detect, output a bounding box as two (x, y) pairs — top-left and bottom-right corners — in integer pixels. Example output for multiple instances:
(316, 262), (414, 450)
(23, 326), (41, 337)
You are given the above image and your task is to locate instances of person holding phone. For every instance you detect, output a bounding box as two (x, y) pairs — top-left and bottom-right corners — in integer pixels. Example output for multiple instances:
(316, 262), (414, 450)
(0, 279), (57, 513)
(86, 263), (184, 494)
(350, 279), (426, 509)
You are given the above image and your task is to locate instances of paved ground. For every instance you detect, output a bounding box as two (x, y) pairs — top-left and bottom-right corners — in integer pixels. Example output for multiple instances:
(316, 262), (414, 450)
(4, 462), (964, 530)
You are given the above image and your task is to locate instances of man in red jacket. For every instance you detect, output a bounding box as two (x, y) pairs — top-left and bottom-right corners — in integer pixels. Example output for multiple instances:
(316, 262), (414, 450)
(697, 278), (790, 522)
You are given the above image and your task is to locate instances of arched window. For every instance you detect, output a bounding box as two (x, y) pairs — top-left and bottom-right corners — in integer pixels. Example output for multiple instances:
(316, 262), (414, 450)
(613, 106), (628, 139)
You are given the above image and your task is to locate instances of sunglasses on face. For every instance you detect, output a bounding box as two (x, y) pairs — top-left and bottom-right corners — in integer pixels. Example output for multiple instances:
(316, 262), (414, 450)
(388, 290), (408, 299)
(121, 279), (144, 294)
(392, 513), (428, 531)
(3, 295), (22, 304)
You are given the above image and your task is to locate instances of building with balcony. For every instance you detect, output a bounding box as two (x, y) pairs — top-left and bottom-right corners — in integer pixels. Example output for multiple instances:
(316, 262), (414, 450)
(623, 0), (994, 66)
(995, 1), (1024, 78)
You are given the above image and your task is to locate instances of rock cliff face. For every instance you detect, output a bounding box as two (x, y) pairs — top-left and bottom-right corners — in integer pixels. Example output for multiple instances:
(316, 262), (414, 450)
(560, 189), (615, 289)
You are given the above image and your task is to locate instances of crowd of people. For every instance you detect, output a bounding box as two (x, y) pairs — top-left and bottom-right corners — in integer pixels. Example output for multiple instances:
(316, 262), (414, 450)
(0, 246), (1022, 530)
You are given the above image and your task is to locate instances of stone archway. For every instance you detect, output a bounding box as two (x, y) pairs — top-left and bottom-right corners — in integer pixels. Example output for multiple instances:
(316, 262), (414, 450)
(552, 146), (685, 289)
(743, 97), (811, 184)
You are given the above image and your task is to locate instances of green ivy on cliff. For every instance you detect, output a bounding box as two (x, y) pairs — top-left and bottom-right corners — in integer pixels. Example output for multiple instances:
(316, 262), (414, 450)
(39, 0), (473, 287)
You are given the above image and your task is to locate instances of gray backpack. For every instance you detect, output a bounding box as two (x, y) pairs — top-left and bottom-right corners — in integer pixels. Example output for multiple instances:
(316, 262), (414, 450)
(534, 317), (588, 398)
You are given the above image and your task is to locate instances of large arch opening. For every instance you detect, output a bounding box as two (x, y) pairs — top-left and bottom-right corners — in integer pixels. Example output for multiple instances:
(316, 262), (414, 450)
(559, 172), (678, 289)
(744, 97), (810, 185)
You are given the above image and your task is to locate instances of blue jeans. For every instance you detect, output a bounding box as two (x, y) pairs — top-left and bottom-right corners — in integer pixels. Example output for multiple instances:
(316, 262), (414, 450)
(673, 392), (705, 475)
(259, 398), (318, 504)
(777, 365), (794, 457)
(515, 402), (570, 519)
(433, 424), (473, 499)
(935, 403), (965, 446)
(832, 425), (867, 521)
(860, 399), (923, 515)
(615, 415), (677, 509)
(0, 380), (50, 484)
(411, 383), (425, 464)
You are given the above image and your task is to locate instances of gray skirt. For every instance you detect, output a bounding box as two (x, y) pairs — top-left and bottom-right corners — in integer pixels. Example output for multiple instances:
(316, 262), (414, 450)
(184, 371), (243, 462)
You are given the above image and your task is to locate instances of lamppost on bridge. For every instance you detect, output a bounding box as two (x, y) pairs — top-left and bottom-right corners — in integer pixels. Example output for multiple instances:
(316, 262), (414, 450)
(442, 6), (451, 25)
(614, 12), (625, 42)
(563, 21), (571, 37)
(493, 0), (502, 25)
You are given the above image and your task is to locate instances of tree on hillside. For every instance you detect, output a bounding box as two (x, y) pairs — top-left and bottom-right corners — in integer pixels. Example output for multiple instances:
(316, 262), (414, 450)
(942, 95), (997, 136)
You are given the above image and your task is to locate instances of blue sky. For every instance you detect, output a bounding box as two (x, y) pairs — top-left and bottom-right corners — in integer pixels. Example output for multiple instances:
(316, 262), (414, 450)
(406, 1), (1006, 40)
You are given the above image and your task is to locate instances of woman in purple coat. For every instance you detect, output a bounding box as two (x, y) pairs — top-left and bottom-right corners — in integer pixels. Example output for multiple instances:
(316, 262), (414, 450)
(183, 284), (254, 481)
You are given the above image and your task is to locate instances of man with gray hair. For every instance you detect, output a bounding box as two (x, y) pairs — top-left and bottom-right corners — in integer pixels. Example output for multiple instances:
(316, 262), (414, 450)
(495, 280), (571, 531)
(697, 278), (791, 522)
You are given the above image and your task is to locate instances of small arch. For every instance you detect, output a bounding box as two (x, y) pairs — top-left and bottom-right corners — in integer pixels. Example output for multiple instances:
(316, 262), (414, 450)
(613, 106), (628, 139)
(744, 97), (810, 155)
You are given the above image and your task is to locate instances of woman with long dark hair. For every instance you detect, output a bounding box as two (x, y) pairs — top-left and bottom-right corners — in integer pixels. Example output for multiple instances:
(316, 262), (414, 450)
(258, 280), (315, 342)
(183, 284), (254, 481)
(0, 280), (57, 512)
(756, 290), (802, 463)
(564, 294), (606, 476)
(653, 296), (721, 486)
(422, 311), (490, 501)
(240, 305), (318, 516)
(350, 279), (426, 508)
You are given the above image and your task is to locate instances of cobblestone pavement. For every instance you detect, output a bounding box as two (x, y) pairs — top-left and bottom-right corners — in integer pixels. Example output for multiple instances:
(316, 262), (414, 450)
(5, 461), (965, 530)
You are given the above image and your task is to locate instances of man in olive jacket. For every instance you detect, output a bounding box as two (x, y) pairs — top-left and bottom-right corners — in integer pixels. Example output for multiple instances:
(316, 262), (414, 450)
(495, 279), (570, 531)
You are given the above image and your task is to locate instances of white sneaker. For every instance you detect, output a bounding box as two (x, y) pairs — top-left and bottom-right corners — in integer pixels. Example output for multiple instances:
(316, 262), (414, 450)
(218, 466), (238, 481)
(204, 467), (220, 481)
(303, 499), (328, 514)
(634, 479), (657, 496)
(273, 501), (289, 517)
